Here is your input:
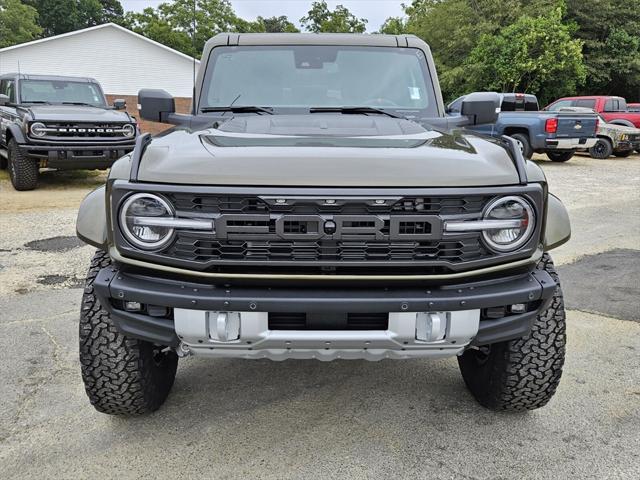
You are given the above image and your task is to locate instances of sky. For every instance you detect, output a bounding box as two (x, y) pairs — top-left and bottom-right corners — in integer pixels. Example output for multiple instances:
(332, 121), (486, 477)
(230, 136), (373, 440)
(120, 0), (406, 32)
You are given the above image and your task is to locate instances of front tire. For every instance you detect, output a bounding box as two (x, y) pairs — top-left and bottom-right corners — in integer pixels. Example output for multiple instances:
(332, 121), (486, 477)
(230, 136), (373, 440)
(8, 139), (39, 190)
(79, 250), (178, 415)
(510, 133), (533, 160)
(458, 254), (566, 411)
(589, 138), (613, 159)
(546, 151), (574, 162)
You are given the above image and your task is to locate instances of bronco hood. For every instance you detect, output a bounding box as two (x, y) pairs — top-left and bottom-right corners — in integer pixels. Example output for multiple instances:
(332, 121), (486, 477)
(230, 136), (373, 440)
(137, 115), (520, 187)
(24, 105), (133, 123)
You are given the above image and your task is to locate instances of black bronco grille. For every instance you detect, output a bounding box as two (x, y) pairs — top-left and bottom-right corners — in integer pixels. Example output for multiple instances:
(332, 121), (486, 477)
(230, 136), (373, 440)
(34, 122), (133, 140)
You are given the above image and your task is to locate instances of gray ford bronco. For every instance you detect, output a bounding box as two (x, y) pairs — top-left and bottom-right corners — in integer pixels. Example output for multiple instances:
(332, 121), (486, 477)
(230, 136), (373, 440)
(0, 74), (138, 190)
(76, 33), (571, 415)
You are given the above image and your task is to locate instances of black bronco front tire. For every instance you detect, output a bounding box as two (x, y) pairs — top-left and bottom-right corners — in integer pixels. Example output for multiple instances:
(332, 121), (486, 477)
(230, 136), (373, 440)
(458, 254), (566, 412)
(8, 139), (39, 190)
(510, 133), (533, 160)
(546, 151), (574, 162)
(79, 250), (179, 415)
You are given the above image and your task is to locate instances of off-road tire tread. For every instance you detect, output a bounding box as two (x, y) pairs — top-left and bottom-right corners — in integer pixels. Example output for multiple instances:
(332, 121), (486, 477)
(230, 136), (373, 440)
(589, 138), (613, 159)
(458, 254), (566, 412)
(79, 250), (178, 415)
(8, 139), (38, 190)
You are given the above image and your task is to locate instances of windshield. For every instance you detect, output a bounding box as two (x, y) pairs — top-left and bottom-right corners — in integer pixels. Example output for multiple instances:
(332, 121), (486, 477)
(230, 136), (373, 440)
(199, 45), (438, 117)
(20, 79), (106, 106)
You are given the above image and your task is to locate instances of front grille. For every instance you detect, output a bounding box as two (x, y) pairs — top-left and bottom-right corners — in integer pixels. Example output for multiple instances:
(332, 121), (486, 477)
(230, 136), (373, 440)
(115, 187), (544, 275)
(168, 235), (486, 264)
(35, 123), (133, 140)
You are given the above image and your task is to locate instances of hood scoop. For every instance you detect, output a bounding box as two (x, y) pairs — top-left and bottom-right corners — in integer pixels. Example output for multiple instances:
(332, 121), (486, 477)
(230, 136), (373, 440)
(217, 114), (426, 137)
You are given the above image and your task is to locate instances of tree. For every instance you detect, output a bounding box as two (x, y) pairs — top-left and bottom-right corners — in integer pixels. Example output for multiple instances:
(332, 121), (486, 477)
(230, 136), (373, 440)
(24, 0), (125, 36)
(257, 15), (299, 33)
(465, 9), (585, 104)
(124, 0), (265, 57)
(378, 17), (407, 35)
(565, 0), (640, 100)
(0, 0), (42, 48)
(301, 1), (367, 33)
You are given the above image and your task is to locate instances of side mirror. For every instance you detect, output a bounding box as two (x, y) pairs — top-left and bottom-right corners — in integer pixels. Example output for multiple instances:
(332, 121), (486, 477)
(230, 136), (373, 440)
(461, 92), (500, 125)
(113, 98), (126, 110)
(138, 89), (176, 122)
(0, 94), (9, 106)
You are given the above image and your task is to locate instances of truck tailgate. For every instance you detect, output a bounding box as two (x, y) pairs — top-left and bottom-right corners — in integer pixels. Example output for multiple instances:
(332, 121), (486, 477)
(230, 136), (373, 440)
(555, 113), (597, 138)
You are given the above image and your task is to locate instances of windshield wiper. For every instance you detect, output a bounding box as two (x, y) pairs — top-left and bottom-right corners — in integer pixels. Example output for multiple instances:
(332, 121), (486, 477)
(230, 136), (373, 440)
(61, 102), (99, 107)
(310, 106), (406, 119)
(24, 100), (51, 104)
(200, 106), (274, 115)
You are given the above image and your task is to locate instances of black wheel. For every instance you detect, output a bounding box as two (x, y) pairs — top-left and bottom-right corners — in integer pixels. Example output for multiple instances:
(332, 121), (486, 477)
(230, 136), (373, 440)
(7, 139), (38, 190)
(510, 133), (533, 159)
(589, 138), (613, 159)
(79, 250), (178, 415)
(546, 151), (574, 162)
(613, 150), (633, 158)
(458, 254), (566, 412)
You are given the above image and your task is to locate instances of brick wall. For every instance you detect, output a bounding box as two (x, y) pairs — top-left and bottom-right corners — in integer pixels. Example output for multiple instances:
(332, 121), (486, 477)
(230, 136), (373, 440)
(105, 94), (192, 135)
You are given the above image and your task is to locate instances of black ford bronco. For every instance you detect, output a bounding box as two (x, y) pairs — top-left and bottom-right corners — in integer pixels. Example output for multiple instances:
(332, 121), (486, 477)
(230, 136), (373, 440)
(76, 33), (570, 415)
(0, 74), (138, 190)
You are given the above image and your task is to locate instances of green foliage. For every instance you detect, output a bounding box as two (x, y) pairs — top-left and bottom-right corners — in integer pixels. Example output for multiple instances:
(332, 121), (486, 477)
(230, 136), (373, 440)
(465, 9), (586, 104)
(565, 0), (640, 99)
(301, 1), (367, 33)
(378, 17), (407, 35)
(0, 0), (42, 48)
(24, 0), (124, 36)
(257, 15), (300, 33)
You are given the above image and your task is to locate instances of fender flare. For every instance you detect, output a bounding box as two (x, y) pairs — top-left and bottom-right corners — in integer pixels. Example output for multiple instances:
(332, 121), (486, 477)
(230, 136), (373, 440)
(76, 185), (108, 249)
(608, 119), (635, 127)
(5, 123), (27, 145)
(544, 193), (571, 250)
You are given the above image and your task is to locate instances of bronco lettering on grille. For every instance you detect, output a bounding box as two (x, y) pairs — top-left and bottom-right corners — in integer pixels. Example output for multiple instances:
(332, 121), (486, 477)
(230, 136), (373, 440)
(213, 214), (442, 241)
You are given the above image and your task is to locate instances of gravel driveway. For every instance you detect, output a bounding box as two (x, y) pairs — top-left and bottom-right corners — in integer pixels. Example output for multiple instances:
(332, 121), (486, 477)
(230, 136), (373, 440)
(0, 155), (639, 479)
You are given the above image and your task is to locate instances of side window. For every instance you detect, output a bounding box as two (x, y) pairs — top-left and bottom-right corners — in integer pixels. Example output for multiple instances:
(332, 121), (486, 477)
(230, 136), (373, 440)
(0, 80), (16, 102)
(547, 100), (572, 111)
(604, 99), (617, 112)
(574, 99), (596, 109)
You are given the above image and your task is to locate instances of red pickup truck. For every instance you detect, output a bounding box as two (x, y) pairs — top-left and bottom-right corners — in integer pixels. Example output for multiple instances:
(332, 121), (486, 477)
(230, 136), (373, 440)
(545, 96), (640, 128)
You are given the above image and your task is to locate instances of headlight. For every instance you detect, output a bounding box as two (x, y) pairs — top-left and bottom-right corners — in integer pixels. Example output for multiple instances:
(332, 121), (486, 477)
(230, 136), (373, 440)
(481, 196), (535, 252)
(119, 193), (174, 250)
(620, 134), (628, 141)
(122, 124), (136, 137)
(30, 122), (47, 137)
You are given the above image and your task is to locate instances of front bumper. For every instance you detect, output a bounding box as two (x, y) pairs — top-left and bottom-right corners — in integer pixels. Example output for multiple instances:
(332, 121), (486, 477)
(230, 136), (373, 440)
(93, 265), (557, 360)
(545, 137), (597, 150)
(21, 142), (135, 169)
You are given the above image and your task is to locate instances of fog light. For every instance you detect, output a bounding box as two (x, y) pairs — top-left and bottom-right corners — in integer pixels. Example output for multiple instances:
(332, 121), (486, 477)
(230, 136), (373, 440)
(125, 301), (142, 312)
(416, 312), (447, 342)
(510, 303), (527, 314)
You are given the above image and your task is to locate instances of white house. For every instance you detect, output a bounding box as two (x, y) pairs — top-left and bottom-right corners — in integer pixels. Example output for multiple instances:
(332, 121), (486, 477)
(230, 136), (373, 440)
(0, 23), (199, 98)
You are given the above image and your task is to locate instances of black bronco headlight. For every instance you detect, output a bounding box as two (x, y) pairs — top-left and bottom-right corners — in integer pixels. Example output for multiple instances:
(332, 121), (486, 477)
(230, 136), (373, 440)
(122, 124), (136, 138)
(119, 193), (176, 250)
(481, 196), (535, 252)
(30, 122), (47, 137)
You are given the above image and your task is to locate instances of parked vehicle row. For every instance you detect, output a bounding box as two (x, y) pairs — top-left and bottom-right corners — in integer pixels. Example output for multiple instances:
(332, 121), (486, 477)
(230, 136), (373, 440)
(448, 93), (640, 160)
(0, 73), (138, 190)
(447, 93), (599, 162)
